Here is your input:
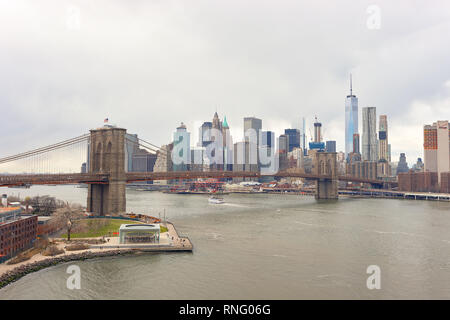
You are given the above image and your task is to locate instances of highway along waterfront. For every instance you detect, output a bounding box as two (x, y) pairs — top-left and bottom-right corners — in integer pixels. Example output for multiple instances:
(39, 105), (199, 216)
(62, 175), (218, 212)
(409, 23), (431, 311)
(1, 185), (450, 299)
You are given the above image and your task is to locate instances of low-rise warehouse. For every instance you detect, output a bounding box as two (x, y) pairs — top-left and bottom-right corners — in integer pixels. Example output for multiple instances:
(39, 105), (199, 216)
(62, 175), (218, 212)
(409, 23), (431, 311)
(0, 207), (37, 262)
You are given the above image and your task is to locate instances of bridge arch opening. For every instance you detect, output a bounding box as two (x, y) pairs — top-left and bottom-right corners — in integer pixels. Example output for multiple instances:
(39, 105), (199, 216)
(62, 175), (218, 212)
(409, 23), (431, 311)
(326, 159), (332, 175)
(94, 142), (102, 172)
(319, 160), (325, 175)
(102, 141), (112, 172)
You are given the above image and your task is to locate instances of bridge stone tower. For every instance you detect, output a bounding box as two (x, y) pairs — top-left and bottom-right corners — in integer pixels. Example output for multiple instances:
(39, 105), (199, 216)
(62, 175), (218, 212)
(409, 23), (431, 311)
(87, 126), (127, 215)
(313, 152), (338, 199)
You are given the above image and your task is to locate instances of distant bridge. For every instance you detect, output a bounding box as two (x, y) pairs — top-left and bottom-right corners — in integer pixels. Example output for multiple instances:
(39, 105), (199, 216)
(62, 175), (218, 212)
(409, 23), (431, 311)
(0, 126), (393, 215)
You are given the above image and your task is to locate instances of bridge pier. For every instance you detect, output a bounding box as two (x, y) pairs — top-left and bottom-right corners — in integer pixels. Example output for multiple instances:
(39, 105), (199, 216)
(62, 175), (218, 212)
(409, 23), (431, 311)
(313, 152), (338, 200)
(87, 126), (127, 215)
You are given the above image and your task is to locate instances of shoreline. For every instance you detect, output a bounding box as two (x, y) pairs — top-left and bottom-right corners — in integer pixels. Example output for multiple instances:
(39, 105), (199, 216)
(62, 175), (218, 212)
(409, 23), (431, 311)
(0, 222), (193, 290)
(0, 247), (191, 290)
(132, 188), (450, 202)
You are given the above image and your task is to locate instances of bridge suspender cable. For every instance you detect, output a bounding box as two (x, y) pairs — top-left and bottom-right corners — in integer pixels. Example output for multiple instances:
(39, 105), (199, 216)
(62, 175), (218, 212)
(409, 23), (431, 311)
(124, 137), (170, 160)
(0, 134), (90, 165)
(137, 137), (163, 152)
(137, 138), (171, 160)
(0, 135), (89, 164)
(124, 137), (159, 154)
(0, 133), (168, 167)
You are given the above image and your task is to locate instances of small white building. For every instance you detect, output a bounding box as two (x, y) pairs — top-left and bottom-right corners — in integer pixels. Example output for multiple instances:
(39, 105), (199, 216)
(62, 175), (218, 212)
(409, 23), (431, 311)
(119, 224), (160, 244)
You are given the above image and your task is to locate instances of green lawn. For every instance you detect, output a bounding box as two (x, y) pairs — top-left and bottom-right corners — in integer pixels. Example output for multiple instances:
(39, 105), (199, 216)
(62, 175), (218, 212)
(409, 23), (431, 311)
(61, 219), (168, 239)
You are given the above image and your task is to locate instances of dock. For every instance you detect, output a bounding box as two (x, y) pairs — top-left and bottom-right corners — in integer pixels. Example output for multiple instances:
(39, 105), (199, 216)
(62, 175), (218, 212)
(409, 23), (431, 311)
(340, 189), (450, 201)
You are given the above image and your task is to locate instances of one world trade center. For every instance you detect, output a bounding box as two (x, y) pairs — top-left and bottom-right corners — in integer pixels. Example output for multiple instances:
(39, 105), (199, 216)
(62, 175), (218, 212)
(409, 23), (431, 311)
(345, 74), (358, 156)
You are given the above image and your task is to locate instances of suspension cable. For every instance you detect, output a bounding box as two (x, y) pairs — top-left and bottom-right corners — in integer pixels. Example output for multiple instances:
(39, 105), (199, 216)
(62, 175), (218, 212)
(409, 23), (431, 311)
(0, 134), (89, 165)
(124, 137), (170, 159)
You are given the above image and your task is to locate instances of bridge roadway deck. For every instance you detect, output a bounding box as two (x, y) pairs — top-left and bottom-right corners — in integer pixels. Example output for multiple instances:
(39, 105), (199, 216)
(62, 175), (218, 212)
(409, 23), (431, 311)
(0, 171), (390, 187)
(0, 173), (109, 187)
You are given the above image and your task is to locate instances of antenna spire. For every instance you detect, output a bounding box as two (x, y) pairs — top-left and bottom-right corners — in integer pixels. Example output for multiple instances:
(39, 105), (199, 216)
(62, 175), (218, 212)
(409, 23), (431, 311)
(350, 73), (353, 96)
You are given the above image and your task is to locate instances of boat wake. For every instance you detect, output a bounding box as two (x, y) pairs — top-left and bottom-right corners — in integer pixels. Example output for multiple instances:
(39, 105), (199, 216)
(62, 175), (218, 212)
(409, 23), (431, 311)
(206, 232), (224, 241)
(222, 203), (249, 208)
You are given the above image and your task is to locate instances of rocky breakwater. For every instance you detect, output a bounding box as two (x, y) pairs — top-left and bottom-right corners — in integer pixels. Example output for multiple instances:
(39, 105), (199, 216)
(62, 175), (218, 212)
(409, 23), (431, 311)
(0, 249), (137, 290)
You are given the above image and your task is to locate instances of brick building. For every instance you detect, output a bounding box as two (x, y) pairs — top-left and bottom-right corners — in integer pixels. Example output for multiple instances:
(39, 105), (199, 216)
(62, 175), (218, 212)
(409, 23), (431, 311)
(423, 121), (450, 184)
(441, 172), (450, 193)
(346, 160), (378, 180)
(398, 171), (440, 192)
(0, 207), (38, 261)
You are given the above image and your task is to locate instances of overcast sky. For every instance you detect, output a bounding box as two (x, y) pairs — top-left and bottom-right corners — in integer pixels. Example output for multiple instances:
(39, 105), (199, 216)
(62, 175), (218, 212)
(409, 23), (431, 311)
(1, 0), (450, 171)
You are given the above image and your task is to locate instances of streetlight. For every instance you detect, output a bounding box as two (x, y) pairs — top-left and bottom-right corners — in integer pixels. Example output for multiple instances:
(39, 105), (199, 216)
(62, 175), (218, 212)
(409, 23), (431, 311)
(67, 220), (72, 241)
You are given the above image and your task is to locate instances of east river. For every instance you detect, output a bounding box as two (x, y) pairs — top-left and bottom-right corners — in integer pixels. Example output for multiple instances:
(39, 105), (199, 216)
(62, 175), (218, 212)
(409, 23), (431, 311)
(0, 185), (449, 299)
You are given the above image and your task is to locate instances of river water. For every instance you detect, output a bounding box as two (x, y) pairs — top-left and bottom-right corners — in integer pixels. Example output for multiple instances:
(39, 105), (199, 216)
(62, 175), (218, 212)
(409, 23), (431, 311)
(0, 185), (449, 299)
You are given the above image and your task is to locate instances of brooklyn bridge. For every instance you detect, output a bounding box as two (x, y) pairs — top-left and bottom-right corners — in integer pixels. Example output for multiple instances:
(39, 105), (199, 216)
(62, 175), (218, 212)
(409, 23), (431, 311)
(0, 126), (392, 215)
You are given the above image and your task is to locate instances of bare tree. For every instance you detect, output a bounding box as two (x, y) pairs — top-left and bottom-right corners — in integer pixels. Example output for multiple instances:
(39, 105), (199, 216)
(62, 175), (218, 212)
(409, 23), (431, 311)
(24, 196), (31, 212)
(53, 202), (84, 241)
(30, 195), (65, 215)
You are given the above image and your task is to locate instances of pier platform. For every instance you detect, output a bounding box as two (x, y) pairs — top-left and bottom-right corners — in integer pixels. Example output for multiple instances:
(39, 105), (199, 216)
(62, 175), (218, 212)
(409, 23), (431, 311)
(89, 222), (193, 251)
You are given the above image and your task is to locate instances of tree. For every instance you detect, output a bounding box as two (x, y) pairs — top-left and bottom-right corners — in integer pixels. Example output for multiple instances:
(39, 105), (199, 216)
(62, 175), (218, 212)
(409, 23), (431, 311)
(24, 196), (31, 212)
(53, 202), (84, 241)
(30, 195), (65, 215)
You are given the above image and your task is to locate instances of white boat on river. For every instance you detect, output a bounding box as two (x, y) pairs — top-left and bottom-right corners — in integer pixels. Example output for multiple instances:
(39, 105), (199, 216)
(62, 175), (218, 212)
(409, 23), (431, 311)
(208, 196), (225, 204)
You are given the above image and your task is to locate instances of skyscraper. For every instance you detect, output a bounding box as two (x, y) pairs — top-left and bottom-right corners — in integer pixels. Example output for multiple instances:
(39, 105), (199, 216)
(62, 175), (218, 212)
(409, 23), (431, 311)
(209, 112), (226, 170)
(378, 115), (389, 161)
(172, 122), (190, 172)
(212, 112), (222, 131)
(198, 121), (212, 147)
(388, 144), (392, 162)
(153, 143), (174, 185)
(261, 131), (274, 149)
(278, 134), (289, 170)
(345, 74), (358, 156)
(362, 107), (378, 161)
(131, 150), (157, 173)
(326, 141), (336, 153)
(284, 129), (300, 152)
(396, 153), (409, 175)
(222, 116), (233, 170)
(260, 131), (276, 175)
(222, 116), (230, 144)
(301, 117), (307, 156)
(313, 117), (322, 143)
(424, 120), (450, 183)
(123, 133), (139, 172)
(309, 117), (325, 151)
(244, 117), (262, 171)
(353, 133), (360, 154)
(244, 117), (262, 143)
(278, 134), (289, 153)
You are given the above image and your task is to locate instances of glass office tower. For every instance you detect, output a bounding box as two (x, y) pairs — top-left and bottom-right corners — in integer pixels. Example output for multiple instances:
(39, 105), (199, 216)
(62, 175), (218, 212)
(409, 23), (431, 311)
(345, 75), (358, 156)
